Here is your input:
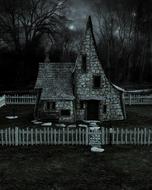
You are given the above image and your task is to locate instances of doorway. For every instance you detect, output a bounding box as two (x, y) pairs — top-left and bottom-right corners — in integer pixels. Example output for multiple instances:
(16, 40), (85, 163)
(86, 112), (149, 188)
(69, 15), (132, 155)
(87, 100), (99, 120)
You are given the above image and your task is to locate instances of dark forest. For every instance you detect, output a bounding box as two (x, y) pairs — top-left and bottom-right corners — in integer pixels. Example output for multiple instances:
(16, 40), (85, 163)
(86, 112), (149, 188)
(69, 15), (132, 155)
(0, 0), (151, 90)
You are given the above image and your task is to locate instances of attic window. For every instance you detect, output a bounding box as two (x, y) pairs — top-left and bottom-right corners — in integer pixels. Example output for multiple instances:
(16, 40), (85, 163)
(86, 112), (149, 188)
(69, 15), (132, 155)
(61, 110), (71, 116)
(93, 76), (101, 88)
(82, 54), (87, 72)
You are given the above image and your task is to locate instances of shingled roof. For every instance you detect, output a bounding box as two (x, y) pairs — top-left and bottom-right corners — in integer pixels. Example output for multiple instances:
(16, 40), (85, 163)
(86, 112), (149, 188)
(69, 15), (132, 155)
(35, 63), (75, 100)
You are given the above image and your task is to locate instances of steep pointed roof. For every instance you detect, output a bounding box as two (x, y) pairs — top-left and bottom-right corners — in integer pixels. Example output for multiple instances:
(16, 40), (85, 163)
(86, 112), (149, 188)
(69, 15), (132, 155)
(86, 16), (93, 32)
(85, 16), (98, 52)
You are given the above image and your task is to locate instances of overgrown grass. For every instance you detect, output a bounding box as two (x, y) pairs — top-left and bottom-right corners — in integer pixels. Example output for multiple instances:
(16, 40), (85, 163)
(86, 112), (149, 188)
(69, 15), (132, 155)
(0, 145), (151, 190)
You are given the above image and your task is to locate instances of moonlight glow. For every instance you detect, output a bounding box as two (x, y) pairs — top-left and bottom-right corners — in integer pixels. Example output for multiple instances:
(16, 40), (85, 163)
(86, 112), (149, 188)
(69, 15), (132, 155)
(69, 24), (76, 31)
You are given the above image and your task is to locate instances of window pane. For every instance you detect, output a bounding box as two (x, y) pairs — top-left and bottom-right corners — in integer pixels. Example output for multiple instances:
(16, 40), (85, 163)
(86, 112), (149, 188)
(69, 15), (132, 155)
(46, 102), (56, 110)
(52, 102), (55, 109)
(82, 54), (87, 72)
(93, 76), (101, 88)
(103, 105), (107, 114)
(46, 102), (50, 110)
(61, 110), (71, 116)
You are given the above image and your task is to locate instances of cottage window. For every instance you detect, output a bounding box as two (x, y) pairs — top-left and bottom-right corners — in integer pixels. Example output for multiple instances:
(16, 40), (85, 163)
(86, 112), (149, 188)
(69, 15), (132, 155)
(93, 76), (101, 88)
(46, 102), (56, 110)
(103, 105), (107, 114)
(61, 109), (71, 116)
(82, 54), (87, 72)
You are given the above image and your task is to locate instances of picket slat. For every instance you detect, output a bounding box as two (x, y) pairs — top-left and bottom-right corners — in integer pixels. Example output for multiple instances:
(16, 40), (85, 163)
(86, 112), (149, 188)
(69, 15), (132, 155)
(54, 128), (56, 145)
(26, 128), (29, 146)
(71, 129), (74, 145)
(1, 130), (4, 146)
(40, 130), (42, 144)
(12, 128), (14, 145)
(79, 128), (81, 145)
(58, 129), (61, 145)
(134, 128), (136, 144)
(121, 129), (124, 144)
(31, 129), (33, 145)
(44, 128), (47, 145)
(137, 128), (140, 144)
(63, 128), (65, 145)
(116, 128), (119, 145)
(5, 129), (8, 145)
(35, 129), (38, 145)
(148, 129), (151, 145)
(144, 128), (147, 145)
(47, 128), (50, 145)
(86, 128), (89, 145)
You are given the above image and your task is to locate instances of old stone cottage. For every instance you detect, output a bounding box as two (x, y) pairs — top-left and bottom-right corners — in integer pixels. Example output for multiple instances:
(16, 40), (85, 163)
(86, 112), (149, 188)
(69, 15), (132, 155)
(35, 16), (126, 123)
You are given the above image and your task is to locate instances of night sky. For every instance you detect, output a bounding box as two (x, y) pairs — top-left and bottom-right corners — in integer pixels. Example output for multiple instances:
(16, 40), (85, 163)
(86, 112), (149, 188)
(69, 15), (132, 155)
(66, 0), (100, 31)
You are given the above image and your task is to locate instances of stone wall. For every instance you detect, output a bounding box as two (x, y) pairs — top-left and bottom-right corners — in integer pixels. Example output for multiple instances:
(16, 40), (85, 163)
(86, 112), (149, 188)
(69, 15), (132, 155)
(40, 100), (75, 123)
(56, 100), (75, 122)
(74, 21), (125, 121)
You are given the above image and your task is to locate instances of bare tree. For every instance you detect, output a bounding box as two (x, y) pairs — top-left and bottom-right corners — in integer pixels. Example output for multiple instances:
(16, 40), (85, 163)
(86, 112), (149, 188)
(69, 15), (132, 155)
(95, 3), (136, 83)
(0, 0), (67, 51)
(49, 28), (82, 62)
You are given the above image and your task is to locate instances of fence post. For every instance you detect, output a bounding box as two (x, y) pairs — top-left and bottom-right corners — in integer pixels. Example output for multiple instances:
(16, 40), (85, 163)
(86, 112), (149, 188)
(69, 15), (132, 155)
(129, 94), (132, 105)
(15, 127), (19, 146)
(85, 127), (89, 145)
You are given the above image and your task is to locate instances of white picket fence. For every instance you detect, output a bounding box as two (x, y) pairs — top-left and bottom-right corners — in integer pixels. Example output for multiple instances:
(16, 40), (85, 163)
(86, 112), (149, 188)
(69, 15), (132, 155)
(1, 90), (152, 106)
(124, 93), (152, 105)
(102, 128), (152, 145)
(5, 95), (36, 105)
(0, 127), (152, 146)
(0, 127), (89, 146)
(0, 95), (6, 108)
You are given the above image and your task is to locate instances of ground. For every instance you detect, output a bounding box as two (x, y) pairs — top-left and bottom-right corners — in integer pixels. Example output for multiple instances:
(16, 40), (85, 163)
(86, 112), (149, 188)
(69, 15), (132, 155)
(0, 105), (152, 190)
(105, 105), (152, 128)
(0, 145), (152, 190)
(0, 105), (152, 128)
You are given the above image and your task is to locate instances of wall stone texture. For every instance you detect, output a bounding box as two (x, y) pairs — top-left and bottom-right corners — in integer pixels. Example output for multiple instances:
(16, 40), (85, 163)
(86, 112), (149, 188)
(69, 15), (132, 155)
(74, 22), (124, 121)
